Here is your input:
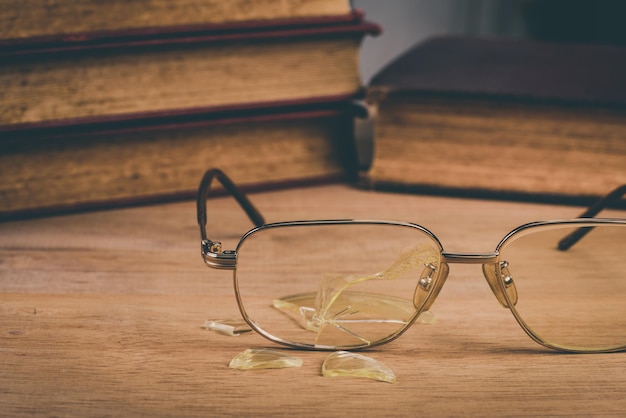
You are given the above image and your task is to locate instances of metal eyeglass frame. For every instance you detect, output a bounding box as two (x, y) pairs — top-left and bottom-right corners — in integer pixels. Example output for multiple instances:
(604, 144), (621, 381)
(197, 168), (626, 353)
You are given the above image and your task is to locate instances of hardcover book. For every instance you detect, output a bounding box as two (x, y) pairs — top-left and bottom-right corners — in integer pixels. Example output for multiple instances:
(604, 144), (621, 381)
(1, 13), (379, 131)
(363, 36), (626, 200)
(0, 101), (363, 219)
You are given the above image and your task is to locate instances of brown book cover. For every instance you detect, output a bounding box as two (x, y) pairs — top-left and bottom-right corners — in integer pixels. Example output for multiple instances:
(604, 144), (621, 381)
(369, 35), (626, 107)
(0, 99), (366, 220)
(364, 36), (626, 201)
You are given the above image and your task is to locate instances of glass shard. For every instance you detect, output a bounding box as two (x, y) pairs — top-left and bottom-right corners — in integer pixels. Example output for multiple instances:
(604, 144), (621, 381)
(322, 351), (396, 383)
(203, 319), (252, 336)
(273, 243), (439, 346)
(416, 310), (436, 324)
(228, 348), (303, 370)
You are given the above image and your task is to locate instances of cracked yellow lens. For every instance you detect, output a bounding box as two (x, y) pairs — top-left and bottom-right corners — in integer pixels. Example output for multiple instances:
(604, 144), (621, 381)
(236, 222), (442, 349)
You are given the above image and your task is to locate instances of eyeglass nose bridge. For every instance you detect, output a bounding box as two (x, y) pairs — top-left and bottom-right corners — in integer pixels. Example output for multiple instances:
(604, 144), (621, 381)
(441, 252), (518, 308)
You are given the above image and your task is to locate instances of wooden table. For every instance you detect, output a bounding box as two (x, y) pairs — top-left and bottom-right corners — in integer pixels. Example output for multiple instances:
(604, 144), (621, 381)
(2, 184), (625, 416)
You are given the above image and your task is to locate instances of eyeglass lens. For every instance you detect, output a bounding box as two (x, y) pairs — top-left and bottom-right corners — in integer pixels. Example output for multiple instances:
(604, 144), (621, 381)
(236, 222), (442, 349)
(499, 222), (626, 352)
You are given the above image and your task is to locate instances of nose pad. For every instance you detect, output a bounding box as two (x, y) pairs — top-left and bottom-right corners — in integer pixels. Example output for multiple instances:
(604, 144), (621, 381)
(482, 261), (518, 308)
(413, 262), (449, 311)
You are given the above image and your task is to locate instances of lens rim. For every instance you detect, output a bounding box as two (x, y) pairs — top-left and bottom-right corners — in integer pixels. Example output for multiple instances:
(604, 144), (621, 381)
(233, 219), (445, 350)
(495, 218), (626, 353)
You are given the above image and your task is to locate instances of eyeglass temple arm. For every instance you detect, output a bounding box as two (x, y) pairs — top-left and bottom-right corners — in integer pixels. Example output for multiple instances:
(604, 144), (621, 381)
(558, 184), (626, 251)
(197, 167), (265, 246)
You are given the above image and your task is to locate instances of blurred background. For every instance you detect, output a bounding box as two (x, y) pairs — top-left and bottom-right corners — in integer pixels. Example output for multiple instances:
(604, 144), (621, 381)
(3, 0), (625, 218)
(355, 0), (626, 83)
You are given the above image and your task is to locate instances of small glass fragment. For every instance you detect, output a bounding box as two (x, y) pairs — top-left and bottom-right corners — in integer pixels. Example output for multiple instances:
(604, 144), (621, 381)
(203, 319), (252, 336)
(322, 351), (396, 383)
(416, 310), (436, 325)
(229, 348), (303, 370)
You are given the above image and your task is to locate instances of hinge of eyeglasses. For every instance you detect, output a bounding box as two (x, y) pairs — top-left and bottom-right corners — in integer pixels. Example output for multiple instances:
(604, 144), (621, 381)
(201, 239), (237, 270)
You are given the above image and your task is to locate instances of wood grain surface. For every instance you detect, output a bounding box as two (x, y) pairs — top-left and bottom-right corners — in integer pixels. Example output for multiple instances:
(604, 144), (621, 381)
(2, 184), (625, 417)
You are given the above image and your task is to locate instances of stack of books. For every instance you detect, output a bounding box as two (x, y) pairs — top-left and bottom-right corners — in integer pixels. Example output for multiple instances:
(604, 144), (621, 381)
(0, 0), (379, 219)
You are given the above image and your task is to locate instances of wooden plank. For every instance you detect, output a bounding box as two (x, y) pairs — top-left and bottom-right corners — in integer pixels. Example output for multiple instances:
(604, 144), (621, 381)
(1, 184), (625, 416)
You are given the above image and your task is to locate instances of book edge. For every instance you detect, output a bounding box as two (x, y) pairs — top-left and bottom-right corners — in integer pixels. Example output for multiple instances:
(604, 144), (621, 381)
(0, 10), (381, 56)
(1, 103), (362, 219)
(0, 175), (350, 223)
(0, 92), (367, 137)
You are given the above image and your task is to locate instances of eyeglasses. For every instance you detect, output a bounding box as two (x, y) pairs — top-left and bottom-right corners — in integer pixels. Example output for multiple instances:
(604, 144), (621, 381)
(197, 168), (626, 353)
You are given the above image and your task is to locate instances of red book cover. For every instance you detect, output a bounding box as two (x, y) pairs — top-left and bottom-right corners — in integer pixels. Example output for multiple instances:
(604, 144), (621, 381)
(0, 9), (380, 56)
